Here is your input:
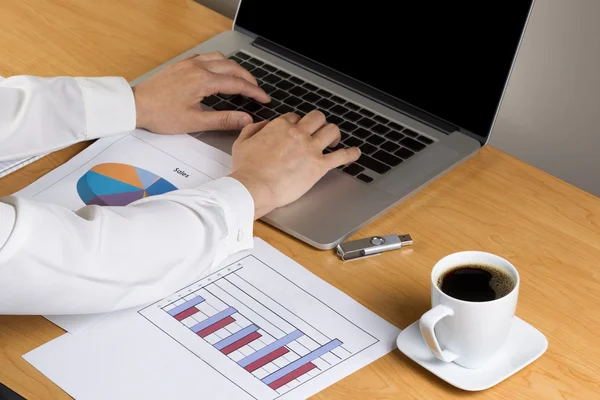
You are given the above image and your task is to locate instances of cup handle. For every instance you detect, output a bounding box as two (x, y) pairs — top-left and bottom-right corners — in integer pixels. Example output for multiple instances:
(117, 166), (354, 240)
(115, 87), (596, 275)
(419, 305), (459, 362)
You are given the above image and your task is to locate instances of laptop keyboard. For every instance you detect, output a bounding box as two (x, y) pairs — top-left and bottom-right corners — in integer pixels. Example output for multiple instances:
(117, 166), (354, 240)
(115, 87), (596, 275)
(200, 51), (436, 183)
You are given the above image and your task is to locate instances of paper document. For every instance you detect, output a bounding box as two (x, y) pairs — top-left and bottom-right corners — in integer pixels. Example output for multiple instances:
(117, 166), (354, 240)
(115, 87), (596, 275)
(24, 238), (401, 400)
(15, 130), (233, 332)
(0, 155), (45, 178)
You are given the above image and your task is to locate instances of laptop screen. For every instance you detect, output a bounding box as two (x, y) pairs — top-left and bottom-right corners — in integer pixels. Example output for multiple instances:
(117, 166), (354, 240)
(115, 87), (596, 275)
(235, 2), (534, 139)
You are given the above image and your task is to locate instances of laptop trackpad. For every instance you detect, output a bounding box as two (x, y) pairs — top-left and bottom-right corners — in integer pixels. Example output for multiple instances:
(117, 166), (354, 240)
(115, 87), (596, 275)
(193, 130), (238, 155)
(375, 143), (463, 196)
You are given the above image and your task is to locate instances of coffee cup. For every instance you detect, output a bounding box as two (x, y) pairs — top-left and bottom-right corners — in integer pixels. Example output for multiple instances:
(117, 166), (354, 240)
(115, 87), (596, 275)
(419, 251), (519, 369)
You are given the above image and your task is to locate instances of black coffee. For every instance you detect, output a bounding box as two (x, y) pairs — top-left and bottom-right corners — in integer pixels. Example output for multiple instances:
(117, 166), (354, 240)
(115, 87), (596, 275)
(437, 265), (515, 302)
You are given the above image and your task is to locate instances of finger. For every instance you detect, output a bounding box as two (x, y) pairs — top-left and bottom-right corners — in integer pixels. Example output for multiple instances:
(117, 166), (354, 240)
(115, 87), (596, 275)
(194, 110), (254, 131)
(208, 73), (270, 103)
(323, 147), (361, 169)
(296, 110), (327, 134)
(192, 51), (227, 62)
(312, 123), (341, 149)
(202, 59), (258, 86)
(278, 112), (302, 124)
(238, 120), (269, 141)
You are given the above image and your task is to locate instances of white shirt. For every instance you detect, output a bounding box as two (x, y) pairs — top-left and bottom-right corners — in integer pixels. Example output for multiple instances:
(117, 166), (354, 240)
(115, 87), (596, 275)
(0, 76), (255, 315)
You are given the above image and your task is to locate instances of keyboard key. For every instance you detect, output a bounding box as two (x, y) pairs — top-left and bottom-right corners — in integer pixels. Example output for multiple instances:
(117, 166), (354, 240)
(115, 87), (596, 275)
(353, 128), (371, 139)
(230, 95), (249, 106)
(201, 95), (220, 106)
(284, 96), (303, 107)
(257, 108), (276, 119)
(263, 99), (281, 109)
(417, 135), (434, 145)
(401, 137), (426, 151)
(372, 124), (390, 135)
(276, 80), (294, 91)
(303, 82), (318, 91)
(243, 101), (262, 113)
(213, 101), (236, 111)
(251, 113), (264, 123)
(339, 121), (358, 132)
(366, 134), (385, 145)
(357, 117), (376, 128)
(385, 130), (404, 141)
(356, 155), (391, 174)
(344, 111), (362, 122)
(340, 131), (349, 141)
(252, 68), (269, 79)
(302, 92), (321, 103)
(297, 111), (306, 118)
(275, 104), (295, 114)
(328, 115), (344, 125)
(230, 56), (243, 64)
(342, 163), (364, 176)
(317, 89), (332, 97)
(330, 95), (346, 104)
(403, 128), (419, 138)
(381, 141), (400, 152)
(359, 143), (377, 154)
(240, 61), (256, 71)
(290, 86), (308, 97)
(357, 173), (374, 183)
(373, 150), (403, 166)
(344, 136), (363, 147)
(374, 115), (389, 124)
(236, 52), (250, 60)
(316, 98), (335, 109)
(247, 57), (264, 66)
(263, 74), (282, 84)
(359, 109), (375, 117)
(263, 64), (277, 72)
(261, 83), (277, 94)
(388, 122), (404, 130)
(271, 90), (290, 100)
(318, 109), (331, 118)
(330, 104), (349, 115)
(345, 102), (360, 111)
(289, 76), (304, 85)
(395, 147), (415, 159)
(275, 70), (291, 78)
(297, 102), (315, 113)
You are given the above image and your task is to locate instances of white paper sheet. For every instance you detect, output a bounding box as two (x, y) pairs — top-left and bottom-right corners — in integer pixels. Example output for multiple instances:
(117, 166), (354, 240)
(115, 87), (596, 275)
(15, 130), (233, 332)
(24, 238), (401, 400)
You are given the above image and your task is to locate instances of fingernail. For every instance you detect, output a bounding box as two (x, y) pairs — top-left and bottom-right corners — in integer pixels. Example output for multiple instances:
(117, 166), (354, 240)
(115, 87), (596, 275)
(238, 115), (252, 128)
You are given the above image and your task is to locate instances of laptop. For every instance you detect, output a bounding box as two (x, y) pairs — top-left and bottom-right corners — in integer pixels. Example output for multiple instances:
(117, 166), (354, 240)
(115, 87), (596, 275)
(130, 1), (535, 250)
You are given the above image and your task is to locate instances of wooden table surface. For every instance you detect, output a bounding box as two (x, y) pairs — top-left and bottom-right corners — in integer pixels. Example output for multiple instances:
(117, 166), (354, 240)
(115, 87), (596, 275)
(1, 1), (599, 399)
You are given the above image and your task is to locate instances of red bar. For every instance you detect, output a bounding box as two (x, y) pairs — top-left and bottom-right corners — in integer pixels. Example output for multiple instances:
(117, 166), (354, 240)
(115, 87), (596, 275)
(174, 307), (199, 321)
(245, 346), (289, 372)
(197, 316), (235, 338)
(268, 362), (316, 390)
(221, 331), (261, 355)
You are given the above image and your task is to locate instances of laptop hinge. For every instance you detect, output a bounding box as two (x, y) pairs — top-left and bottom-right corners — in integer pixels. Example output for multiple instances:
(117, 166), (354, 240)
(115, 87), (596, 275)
(252, 37), (459, 135)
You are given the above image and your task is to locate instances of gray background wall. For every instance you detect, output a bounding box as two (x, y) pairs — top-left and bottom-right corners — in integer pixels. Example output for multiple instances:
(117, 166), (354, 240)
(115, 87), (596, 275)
(196, 0), (600, 197)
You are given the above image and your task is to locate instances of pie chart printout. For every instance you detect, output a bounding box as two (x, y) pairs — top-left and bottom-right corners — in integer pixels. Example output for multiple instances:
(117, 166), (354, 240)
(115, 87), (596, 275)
(77, 163), (178, 206)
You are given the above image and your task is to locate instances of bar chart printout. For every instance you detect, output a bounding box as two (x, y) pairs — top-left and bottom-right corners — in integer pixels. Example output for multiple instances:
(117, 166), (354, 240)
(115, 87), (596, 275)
(139, 253), (380, 399)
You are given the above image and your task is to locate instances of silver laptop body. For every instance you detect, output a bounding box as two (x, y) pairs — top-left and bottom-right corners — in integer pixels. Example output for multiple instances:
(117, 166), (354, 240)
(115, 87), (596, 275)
(130, 1), (535, 250)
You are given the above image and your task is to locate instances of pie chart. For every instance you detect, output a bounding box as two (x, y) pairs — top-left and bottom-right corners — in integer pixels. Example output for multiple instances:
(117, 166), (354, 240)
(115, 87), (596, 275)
(77, 163), (178, 206)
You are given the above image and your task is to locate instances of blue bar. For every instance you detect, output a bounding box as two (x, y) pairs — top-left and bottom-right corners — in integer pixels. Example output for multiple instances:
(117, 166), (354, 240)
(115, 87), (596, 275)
(238, 330), (303, 367)
(191, 306), (236, 333)
(262, 339), (343, 385)
(167, 296), (205, 316)
(214, 324), (259, 350)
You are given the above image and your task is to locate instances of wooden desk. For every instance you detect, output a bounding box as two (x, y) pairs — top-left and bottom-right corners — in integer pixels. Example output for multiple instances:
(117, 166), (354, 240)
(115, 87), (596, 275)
(1, 1), (599, 399)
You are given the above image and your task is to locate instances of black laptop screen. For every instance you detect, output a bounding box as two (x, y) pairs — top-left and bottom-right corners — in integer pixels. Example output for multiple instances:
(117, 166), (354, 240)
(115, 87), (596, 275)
(235, 2), (533, 138)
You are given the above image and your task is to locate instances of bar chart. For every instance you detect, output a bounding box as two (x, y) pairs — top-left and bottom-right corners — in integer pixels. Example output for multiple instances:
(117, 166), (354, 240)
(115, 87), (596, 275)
(139, 254), (379, 400)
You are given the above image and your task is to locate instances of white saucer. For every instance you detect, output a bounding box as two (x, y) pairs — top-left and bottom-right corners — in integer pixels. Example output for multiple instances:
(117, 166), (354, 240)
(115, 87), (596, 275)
(396, 316), (548, 391)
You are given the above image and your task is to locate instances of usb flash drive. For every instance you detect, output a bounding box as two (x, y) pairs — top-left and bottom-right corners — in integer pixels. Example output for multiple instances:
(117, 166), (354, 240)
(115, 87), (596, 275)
(336, 234), (413, 261)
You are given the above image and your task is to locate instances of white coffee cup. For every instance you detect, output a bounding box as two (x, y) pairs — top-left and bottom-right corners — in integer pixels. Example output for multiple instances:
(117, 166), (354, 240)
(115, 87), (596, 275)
(419, 251), (519, 369)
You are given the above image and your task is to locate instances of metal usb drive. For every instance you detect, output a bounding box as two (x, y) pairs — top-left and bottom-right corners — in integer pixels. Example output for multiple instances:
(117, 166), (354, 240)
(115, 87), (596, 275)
(336, 234), (413, 261)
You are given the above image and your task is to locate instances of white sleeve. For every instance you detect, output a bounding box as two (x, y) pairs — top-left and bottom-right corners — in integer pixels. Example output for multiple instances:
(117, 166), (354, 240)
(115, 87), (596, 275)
(0, 75), (135, 161)
(0, 177), (255, 315)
